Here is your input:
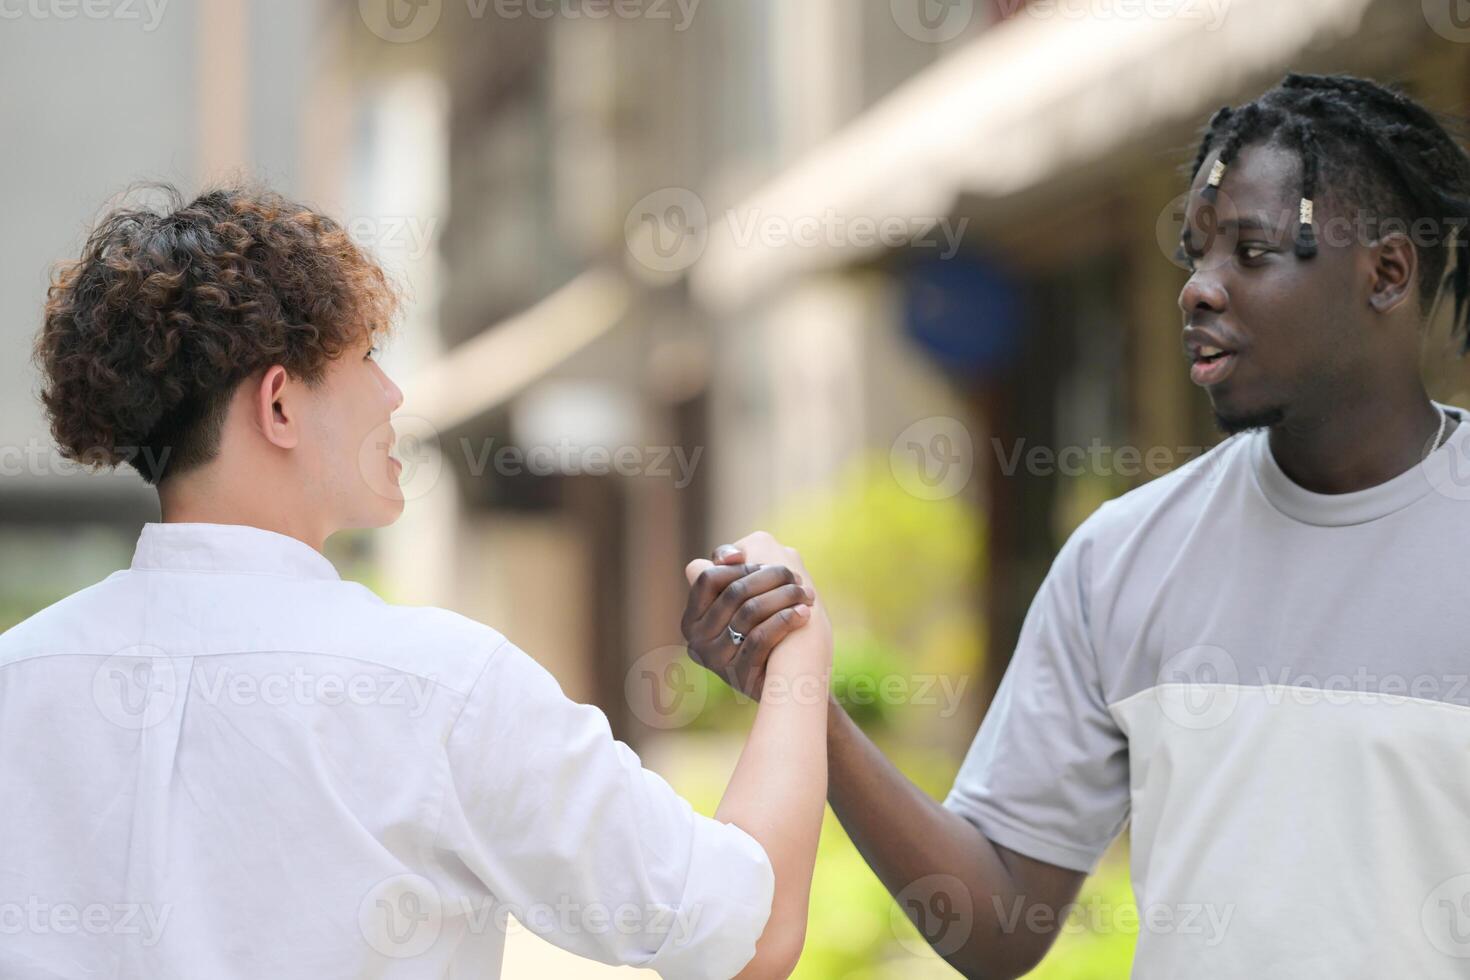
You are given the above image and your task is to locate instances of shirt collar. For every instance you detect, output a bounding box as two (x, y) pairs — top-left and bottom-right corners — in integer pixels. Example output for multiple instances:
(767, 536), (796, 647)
(1249, 401), (1469, 526)
(129, 522), (342, 581)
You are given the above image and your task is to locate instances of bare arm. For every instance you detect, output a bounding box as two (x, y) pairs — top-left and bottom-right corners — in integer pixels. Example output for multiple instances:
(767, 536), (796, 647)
(826, 697), (1085, 979)
(682, 534), (832, 978)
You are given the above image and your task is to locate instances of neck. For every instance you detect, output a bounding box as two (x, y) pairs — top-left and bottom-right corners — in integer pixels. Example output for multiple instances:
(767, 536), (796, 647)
(1267, 389), (1455, 495)
(157, 471), (328, 553)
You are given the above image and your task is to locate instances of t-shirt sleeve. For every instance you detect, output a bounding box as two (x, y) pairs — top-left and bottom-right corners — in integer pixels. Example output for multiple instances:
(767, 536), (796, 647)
(942, 510), (1130, 873)
(444, 638), (774, 980)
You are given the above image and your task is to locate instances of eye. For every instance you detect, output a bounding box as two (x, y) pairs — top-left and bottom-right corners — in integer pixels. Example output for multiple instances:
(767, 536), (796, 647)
(1174, 246), (1198, 271)
(365, 343), (380, 361)
(1240, 244), (1270, 261)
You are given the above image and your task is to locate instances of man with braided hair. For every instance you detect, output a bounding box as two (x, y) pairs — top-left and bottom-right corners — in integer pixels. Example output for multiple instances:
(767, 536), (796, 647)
(682, 72), (1470, 978)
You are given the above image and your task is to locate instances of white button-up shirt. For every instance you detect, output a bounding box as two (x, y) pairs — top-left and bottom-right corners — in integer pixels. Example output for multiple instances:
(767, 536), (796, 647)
(0, 522), (773, 979)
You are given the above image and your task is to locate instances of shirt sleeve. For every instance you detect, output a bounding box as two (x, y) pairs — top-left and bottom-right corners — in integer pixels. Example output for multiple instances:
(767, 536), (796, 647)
(444, 638), (774, 979)
(942, 510), (1130, 873)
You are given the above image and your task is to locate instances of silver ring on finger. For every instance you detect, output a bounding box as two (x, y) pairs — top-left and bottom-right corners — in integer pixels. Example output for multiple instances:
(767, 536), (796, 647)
(727, 624), (745, 645)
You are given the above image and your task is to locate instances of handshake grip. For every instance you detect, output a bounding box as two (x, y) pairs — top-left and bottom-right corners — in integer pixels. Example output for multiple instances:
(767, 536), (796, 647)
(680, 531), (831, 701)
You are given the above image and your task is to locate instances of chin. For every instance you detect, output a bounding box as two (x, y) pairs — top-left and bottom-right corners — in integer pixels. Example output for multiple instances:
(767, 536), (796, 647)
(346, 492), (406, 530)
(375, 495), (406, 526)
(1211, 400), (1286, 436)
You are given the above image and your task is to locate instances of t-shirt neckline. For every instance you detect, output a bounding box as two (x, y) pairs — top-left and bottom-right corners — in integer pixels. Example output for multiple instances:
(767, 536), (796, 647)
(1249, 401), (1469, 527)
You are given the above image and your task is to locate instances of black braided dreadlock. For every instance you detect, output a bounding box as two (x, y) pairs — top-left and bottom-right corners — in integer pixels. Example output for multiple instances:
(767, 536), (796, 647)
(1184, 72), (1470, 354)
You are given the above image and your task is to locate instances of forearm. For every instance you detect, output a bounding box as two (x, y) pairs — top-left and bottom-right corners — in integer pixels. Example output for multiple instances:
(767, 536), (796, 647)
(826, 699), (1049, 979)
(716, 630), (830, 977)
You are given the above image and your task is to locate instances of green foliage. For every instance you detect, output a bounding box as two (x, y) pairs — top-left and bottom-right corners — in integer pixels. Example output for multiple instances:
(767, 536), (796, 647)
(771, 453), (983, 649)
(828, 633), (911, 728)
(691, 452), (986, 734)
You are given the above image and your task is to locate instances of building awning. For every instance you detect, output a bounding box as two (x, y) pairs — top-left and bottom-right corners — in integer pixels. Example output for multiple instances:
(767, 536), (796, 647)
(404, 266), (634, 434)
(407, 0), (1405, 425)
(691, 0), (1388, 313)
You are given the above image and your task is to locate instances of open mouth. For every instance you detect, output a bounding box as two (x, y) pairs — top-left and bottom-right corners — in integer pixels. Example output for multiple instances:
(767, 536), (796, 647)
(1190, 347), (1238, 386)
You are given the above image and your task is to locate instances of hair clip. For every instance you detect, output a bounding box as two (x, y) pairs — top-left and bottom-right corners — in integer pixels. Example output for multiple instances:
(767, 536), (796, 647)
(1295, 197), (1318, 258)
(1201, 159), (1227, 202)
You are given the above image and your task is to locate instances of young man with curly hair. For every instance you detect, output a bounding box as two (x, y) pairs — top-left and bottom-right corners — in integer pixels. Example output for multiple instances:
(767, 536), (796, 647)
(3, 184), (827, 978)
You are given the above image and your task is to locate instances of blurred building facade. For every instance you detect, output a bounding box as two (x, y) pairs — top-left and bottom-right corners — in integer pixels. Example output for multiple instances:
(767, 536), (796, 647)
(369, 0), (1001, 733)
(367, 0), (1470, 741)
(6, 0), (1470, 768)
(6, 1), (1470, 975)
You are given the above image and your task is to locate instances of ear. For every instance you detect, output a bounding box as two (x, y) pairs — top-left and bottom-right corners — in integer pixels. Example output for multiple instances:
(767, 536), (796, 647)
(251, 365), (301, 450)
(1366, 230), (1417, 316)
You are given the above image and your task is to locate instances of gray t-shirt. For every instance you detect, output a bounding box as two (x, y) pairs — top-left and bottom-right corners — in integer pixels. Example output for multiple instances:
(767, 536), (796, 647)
(946, 401), (1470, 977)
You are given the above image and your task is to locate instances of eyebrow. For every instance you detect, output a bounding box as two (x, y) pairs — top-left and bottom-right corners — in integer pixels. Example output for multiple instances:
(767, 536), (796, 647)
(1180, 215), (1281, 253)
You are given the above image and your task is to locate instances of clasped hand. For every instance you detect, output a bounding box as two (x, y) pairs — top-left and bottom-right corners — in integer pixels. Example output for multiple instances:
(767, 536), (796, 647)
(681, 531), (832, 700)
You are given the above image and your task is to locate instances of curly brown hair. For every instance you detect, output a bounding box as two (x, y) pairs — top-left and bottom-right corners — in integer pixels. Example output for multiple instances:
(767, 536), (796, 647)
(32, 182), (401, 485)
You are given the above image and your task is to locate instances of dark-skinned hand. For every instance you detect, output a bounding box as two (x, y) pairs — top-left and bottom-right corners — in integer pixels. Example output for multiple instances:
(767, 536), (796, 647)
(681, 532), (817, 701)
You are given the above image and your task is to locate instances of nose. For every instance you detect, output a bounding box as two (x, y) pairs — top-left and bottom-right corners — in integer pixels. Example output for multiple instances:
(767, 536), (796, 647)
(382, 369), (404, 412)
(1178, 268), (1227, 320)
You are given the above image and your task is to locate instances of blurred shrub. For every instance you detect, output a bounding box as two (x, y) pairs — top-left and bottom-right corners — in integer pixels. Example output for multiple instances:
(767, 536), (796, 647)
(690, 452), (984, 735)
